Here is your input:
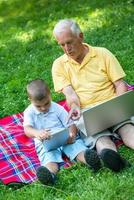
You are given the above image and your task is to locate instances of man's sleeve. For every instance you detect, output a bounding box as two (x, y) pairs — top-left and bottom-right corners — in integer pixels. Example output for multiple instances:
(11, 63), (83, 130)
(52, 59), (71, 92)
(103, 48), (126, 82)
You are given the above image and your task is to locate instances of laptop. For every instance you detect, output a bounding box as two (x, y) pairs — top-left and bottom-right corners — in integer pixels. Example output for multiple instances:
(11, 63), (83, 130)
(77, 90), (134, 137)
(43, 128), (69, 152)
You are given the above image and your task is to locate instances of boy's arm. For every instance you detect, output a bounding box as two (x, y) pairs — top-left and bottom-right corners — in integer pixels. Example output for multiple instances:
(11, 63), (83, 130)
(24, 125), (51, 140)
(69, 124), (78, 137)
(24, 125), (40, 138)
(67, 124), (78, 144)
(23, 107), (50, 140)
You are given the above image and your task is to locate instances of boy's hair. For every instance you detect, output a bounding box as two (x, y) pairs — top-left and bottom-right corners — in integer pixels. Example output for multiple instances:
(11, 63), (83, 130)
(27, 79), (50, 101)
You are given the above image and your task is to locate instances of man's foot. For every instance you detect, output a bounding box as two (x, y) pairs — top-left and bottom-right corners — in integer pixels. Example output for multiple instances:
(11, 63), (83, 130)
(36, 166), (56, 185)
(100, 148), (131, 172)
(84, 149), (102, 172)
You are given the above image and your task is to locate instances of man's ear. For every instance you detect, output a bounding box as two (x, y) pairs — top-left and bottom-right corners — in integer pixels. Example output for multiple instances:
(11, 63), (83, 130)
(79, 32), (83, 42)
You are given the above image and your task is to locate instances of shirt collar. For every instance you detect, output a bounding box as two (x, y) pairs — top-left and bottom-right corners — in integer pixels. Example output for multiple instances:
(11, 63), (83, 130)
(32, 101), (54, 115)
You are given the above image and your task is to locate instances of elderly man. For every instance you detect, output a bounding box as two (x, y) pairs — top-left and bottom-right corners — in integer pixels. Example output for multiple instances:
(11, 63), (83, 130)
(52, 19), (134, 172)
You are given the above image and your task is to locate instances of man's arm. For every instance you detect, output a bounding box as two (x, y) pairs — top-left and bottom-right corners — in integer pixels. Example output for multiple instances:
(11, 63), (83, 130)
(113, 79), (128, 96)
(62, 85), (81, 120)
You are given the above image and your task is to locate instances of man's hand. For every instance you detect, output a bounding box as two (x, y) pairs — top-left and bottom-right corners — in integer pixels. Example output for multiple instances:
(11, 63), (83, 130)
(35, 129), (51, 141)
(62, 85), (81, 120)
(67, 106), (81, 121)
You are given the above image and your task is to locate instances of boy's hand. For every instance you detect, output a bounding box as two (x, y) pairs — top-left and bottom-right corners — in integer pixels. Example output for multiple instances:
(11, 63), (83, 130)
(35, 129), (51, 141)
(66, 132), (76, 144)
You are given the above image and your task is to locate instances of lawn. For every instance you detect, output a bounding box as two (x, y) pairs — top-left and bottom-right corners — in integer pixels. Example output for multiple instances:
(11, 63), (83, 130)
(0, 0), (134, 199)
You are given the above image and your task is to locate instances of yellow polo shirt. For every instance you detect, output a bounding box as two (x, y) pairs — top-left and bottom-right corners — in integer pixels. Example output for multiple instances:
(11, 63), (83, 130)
(52, 44), (126, 109)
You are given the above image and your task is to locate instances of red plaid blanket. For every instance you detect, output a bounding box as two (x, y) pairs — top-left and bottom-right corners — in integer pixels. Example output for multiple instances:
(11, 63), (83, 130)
(0, 113), (40, 184)
(0, 100), (72, 185)
(0, 85), (134, 185)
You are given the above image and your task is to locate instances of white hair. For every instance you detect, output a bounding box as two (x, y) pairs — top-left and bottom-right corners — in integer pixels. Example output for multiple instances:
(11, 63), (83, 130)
(53, 19), (82, 37)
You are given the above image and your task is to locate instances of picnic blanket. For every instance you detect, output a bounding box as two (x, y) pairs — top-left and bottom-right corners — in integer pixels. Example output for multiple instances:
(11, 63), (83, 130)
(0, 84), (134, 185)
(0, 100), (72, 185)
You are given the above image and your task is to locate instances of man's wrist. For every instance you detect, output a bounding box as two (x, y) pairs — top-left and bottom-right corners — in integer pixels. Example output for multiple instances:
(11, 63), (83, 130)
(71, 103), (80, 110)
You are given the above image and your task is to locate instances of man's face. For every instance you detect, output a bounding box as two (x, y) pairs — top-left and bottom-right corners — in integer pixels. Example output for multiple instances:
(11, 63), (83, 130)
(55, 30), (83, 61)
(31, 96), (51, 113)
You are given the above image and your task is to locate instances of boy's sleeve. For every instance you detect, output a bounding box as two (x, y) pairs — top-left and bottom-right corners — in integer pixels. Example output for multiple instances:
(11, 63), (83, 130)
(23, 108), (34, 127)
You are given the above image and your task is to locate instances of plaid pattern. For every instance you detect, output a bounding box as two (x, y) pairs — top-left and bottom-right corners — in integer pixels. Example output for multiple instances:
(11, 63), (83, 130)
(0, 85), (134, 185)
(0, 100), (72, 185)
(0, 113), (40, 184)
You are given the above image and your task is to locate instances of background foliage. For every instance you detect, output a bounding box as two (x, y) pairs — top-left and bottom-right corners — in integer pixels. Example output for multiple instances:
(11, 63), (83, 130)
(0, 0), (134, 118)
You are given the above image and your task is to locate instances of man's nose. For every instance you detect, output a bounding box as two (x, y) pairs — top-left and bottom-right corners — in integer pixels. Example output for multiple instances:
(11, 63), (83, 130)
(65, 44), (71, 51)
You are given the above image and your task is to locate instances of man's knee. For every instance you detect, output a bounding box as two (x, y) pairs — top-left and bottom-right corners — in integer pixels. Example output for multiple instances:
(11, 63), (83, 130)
(96, 136), (112, 146)
(118, 124), (134, 136)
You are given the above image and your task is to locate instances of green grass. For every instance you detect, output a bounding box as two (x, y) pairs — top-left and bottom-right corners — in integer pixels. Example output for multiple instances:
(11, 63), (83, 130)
(1, 149), (134, 200)
(0, 0), (134, 199)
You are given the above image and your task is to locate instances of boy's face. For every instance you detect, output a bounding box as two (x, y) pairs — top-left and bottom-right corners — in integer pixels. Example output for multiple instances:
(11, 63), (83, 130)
(31, 96), (51, 113)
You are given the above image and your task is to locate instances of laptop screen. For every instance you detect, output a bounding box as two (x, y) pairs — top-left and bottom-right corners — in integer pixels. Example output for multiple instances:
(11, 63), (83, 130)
(80, 91), (134, 136)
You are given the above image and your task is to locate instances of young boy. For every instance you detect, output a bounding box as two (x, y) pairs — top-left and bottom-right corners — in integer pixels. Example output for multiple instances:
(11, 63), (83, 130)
(23, 79), (101, 185)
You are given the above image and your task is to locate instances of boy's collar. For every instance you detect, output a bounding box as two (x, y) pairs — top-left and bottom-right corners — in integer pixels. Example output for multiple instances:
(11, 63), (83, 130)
(32, 101), (53, 115)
